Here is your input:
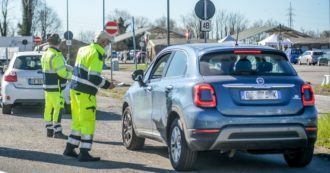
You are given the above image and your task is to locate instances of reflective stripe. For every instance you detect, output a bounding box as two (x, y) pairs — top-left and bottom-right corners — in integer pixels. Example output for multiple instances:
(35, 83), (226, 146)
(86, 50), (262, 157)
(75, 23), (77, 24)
(80, 142), (92, 149)
(54, 65), (66, 72)
(68, 137), (80, 146)
(49, 54), (56, 69)
(98, 78), (106, 87)
(43, 83), (67, 89)
(45, 123), (53, 129)
(70, 130), (81, 136)
(78, 64), (89, 72)
(72, 75), (97, 89)
(43, 70), (56, 73)
(54, 126), (62, 132)
(81, 134), (93, 140)
(89, 71), (101, 76)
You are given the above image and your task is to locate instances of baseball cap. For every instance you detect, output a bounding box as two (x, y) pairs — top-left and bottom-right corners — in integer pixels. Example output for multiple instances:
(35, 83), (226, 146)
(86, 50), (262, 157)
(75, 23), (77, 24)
(94, 31), (113, 42)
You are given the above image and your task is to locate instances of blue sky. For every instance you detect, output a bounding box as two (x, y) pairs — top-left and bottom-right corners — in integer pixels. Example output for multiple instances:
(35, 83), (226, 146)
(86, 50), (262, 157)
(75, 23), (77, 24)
(14, 0), (330, 37)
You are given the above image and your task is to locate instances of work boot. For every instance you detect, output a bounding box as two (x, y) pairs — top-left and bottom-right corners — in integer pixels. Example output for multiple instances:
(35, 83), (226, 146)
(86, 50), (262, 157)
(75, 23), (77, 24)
(54, 132), (67, 139)
(78, 148), (100, 162)
(63, 143), (78, 158)
(47, 129), (54, 137)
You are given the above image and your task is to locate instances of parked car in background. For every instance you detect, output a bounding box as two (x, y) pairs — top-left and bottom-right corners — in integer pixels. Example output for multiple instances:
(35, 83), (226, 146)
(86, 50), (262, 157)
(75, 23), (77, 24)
(298, 50), (324, 65)
(285, 48), (302, 64)
(122, 43), (317, 171)
(1, 51), (70, 114)
(317, 52), (330, 66)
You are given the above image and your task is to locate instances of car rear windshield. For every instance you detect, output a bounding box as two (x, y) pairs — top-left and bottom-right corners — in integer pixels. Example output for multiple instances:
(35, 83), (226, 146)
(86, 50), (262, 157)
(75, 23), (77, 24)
(200, 53), (296, 76)
(13, 55), (42, 70)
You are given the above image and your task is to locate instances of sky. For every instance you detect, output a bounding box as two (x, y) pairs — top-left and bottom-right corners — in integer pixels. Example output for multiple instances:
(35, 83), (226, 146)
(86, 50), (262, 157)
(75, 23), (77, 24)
(12, 0), (330, 38)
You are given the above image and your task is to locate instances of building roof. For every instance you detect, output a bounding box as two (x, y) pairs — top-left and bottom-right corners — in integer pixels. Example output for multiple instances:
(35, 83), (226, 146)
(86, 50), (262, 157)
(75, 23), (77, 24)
(235, 25), (310, 41)
(148, 38), (218, 47)
(290, 37), (330, 44)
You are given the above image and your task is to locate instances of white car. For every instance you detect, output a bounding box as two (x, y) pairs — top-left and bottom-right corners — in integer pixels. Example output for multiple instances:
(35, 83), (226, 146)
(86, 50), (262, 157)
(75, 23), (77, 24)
(1, 51), (70, 114)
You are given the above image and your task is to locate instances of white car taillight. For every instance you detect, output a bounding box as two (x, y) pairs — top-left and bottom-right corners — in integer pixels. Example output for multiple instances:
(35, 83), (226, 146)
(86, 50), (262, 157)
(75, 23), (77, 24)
(4, 72), (17, 82)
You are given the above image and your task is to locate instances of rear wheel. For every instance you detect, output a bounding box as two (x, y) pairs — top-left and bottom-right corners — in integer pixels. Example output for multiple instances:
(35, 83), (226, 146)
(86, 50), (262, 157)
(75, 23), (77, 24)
(2, 104), (12, 114)
(122, 107), (145, 150)
(284, 143), (314, 167)
(168, 118), (197, 171)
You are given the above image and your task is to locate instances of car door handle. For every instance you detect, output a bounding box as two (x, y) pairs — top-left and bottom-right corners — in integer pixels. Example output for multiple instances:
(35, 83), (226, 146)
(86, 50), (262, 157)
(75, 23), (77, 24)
(146, 86), (153, 92)
(165, 85), (173, 92)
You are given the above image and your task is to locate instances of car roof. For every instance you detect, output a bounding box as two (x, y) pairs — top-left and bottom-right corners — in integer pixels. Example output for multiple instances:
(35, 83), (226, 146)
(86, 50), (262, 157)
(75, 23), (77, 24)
(14, 51), (44, 56)
(163, 43), (282, 54)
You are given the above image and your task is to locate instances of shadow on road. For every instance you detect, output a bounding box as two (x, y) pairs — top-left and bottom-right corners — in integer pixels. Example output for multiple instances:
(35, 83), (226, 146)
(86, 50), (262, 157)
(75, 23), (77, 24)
(7, 107), (121, 122)
(0, 147), (170, 172)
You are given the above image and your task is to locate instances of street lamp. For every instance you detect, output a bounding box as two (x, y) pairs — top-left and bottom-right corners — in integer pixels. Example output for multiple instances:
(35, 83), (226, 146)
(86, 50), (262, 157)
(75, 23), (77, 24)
(167, 0), (170, 46)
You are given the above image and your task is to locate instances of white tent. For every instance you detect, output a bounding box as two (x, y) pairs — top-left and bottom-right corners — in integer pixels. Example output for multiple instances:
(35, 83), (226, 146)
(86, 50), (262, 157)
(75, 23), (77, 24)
(218, 35), (236, 43)
(258, 34), (292, 46)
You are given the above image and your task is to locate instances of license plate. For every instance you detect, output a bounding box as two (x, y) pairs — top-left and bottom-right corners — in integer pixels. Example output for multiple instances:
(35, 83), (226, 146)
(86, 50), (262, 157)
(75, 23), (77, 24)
(28, 78), (43, 85)
(241, 90), (280, 100)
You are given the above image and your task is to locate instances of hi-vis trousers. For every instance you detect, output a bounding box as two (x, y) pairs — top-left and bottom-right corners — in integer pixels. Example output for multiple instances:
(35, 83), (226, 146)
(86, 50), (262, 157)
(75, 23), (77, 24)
(44, 91), (64, 133)
(67, 89), (96, 150)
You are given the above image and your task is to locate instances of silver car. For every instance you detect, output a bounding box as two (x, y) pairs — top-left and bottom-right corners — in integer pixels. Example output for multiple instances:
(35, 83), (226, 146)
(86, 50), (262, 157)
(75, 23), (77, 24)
(298, 50), (323, 65)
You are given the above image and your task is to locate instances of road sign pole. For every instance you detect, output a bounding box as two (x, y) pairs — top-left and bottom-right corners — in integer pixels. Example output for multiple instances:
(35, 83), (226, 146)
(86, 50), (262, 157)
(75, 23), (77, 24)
(204, 0), (207, 43)
(66, 0), (70, 61)
(132, 17), (137, 70)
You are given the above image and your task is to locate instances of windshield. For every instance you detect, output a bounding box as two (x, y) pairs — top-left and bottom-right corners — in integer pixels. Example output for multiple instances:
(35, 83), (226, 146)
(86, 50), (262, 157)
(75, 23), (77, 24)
(13, 55), (42, 70)
(200, 53), (296, 76)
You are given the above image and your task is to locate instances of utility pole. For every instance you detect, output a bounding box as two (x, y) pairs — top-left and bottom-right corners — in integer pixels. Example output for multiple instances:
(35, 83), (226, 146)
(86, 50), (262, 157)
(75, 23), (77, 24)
(287, 2), (294, 28)
(103, 0), (105, 29)
(167, 0), (170, 46)
(66, 0), (70, 61)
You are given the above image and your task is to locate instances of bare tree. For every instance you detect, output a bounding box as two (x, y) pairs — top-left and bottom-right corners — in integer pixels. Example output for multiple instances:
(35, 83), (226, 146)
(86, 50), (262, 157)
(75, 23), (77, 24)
(135, 16), (150, 28)
(0, 0), (10, 36)
(226, 12), (248, 35)
(78, 30), (95, 44)
(180, 11), (200, 39)
(320, 30), (330, 38)
(214, 10), (228, 39)
(154, 16), (177, 30)
(107, 9), (131, 33)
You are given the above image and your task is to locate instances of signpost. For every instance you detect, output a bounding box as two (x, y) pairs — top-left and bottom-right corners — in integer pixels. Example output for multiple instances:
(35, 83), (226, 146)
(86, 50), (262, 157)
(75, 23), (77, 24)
(34, 36), (41, 45)
(64, 31), (73, 61)
(105, 21), (119, 36)
(195, 0), (216, 43)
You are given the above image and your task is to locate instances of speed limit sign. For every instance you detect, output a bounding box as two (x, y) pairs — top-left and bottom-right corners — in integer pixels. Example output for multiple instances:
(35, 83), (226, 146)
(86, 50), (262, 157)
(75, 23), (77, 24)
(200, 20), (212, 32)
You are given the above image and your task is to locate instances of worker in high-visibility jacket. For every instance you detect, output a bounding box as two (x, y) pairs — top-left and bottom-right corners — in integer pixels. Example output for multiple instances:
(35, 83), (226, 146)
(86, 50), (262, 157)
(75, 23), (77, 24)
(41, 33), (72, 139)
(63, 31), (115, 161)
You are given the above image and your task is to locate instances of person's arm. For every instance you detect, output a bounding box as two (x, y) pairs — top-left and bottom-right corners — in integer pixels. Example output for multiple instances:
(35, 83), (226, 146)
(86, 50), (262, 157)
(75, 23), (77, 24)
(88, 53), (112, 89)
(52, 55), (72, 80)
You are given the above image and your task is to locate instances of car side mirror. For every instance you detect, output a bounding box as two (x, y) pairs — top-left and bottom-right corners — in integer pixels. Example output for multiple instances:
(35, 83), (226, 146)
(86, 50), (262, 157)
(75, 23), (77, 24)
(132, 69), (144, 85)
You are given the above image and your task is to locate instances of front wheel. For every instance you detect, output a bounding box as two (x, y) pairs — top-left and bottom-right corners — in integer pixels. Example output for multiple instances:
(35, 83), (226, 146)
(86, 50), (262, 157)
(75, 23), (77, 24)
(168, 118), (197, 171)
(122, 107), (145, 150)
(2, 104), (12, 114)
(283, 143), (314, 167)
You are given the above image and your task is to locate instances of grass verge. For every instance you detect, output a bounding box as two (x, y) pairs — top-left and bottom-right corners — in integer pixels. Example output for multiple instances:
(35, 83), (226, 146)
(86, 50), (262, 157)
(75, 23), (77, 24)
(119, 64), (149, 72)
(98, 87), (129, 100)
(317, 113), (330, 149)
(314, 84), (330, 96)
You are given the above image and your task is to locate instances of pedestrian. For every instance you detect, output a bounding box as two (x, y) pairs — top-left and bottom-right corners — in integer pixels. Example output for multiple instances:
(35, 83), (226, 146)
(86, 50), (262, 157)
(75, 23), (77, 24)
(63, 31), (115, 161)
(41, 33), (72, 139)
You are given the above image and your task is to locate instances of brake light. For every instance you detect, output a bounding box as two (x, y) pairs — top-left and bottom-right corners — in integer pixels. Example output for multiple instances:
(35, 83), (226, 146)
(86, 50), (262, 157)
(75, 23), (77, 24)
(234, 50), (261, 54)
(194, 83), (216, 108)
(301, 84), (315, 106)
(4, 72), (17, 82)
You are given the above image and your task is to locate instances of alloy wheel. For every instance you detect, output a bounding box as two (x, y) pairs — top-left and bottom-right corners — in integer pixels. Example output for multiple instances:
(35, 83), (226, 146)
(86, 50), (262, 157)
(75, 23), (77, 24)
(170, 126), (182, 163)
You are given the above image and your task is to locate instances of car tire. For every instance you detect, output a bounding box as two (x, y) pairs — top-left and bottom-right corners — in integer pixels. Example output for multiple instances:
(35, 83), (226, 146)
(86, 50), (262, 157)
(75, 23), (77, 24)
(283, 143), (314, 167)
(168, 118), (197, 171)
(2, 104), (12, 114)
(307, 60), (311, 66)
(298, 60), (302, 65)
(122, 107), (145, 150)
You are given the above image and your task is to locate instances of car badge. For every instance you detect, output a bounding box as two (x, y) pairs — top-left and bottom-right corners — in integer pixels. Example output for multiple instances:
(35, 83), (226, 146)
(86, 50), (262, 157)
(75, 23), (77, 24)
(256, 77), (265, 85)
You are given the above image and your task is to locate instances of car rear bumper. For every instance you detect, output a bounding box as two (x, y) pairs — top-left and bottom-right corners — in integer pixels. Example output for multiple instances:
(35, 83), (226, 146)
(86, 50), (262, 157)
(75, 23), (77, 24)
(186, 125), (316, 151)
(1, 83), (44, 105)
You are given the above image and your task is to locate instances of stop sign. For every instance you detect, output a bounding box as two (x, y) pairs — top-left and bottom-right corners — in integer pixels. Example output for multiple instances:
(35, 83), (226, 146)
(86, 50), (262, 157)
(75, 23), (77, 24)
(34, 36), (42, 45)
(105, 21), (119, 36)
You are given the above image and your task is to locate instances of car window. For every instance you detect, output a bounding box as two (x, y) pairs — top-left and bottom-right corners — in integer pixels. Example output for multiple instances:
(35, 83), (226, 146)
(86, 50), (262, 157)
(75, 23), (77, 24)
(313, 52), (323, 56)
(200, 53), (295, 76)
(13, 55), (42, 70)
(149, 53), (171, 80)
(165, 51), (187, 78)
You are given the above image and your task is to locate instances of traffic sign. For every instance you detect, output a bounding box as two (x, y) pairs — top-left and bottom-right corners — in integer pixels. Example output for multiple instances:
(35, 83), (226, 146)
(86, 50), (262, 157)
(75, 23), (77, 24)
(34, 36), (41, 45)
(66, 40), (72, 46)
(64, 31), (73, 40)
(105, 21), (119, 36)
(200, 20), (212, 32)
(195, 0), (216, 20)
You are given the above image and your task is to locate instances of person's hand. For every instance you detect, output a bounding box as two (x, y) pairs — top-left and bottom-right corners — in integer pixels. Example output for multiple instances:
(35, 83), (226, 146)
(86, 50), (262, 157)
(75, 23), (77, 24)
(108, 82), (115, 89)
(65, 64), (73, 72)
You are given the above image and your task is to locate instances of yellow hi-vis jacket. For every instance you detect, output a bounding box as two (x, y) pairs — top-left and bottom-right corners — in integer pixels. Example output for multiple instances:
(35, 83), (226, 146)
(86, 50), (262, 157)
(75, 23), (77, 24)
(70, 43), (110, 95)
(41, 47), (72, 92)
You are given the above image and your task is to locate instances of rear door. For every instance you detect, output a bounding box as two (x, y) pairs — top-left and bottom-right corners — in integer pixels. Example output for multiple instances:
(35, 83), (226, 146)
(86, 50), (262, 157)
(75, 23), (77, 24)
(200, 50), (304, 116)
(12, 55), (43, 89)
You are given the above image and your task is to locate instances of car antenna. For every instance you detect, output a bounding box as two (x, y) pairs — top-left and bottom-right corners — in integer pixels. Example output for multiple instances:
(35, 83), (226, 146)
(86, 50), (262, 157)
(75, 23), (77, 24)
(235, 28), (239, 46)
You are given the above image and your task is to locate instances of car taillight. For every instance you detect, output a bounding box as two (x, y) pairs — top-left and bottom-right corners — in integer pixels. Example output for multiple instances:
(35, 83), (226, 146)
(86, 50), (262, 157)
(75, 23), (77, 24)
(194, 83), (216, 108)
(234, 50), (261, 54)
(4, 72), (17, 82)
(301, 84), (315, 106)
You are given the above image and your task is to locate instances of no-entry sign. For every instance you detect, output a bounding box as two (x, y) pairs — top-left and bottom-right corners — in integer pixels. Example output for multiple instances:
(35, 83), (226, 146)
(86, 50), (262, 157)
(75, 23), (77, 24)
(105, 21), (119, 36)
(34, 36), (41, 45)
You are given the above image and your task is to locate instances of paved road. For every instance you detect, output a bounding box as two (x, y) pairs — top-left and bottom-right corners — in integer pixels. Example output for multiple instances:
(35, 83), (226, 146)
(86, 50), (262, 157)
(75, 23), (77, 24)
(0, 64), (330, 173)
